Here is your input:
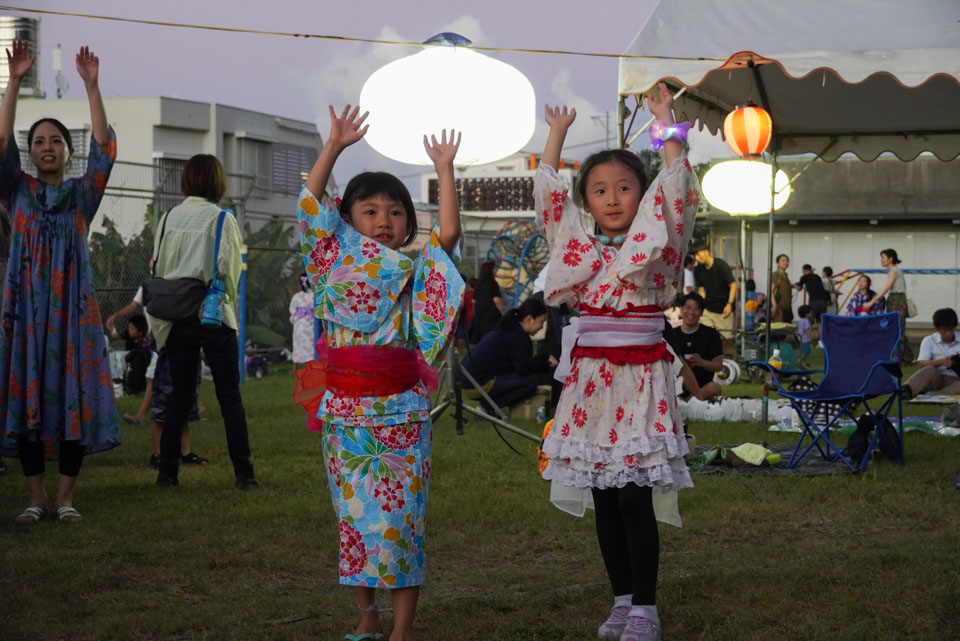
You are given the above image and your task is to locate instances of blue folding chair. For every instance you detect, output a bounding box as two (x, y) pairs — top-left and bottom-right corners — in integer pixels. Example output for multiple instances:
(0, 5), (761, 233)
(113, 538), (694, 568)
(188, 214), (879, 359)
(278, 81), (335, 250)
(752, 313), (905, 471)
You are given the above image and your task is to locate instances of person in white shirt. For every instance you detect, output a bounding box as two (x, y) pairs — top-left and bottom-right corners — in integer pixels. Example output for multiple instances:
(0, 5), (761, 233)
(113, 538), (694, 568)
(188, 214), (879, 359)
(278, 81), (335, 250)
(683, 254), (695, 294)
(903, 308), (960, 398)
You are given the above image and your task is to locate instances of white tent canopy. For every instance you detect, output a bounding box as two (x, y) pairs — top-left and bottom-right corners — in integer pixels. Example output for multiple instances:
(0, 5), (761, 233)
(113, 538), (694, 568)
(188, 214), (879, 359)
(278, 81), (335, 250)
(618, 0), (960, 161)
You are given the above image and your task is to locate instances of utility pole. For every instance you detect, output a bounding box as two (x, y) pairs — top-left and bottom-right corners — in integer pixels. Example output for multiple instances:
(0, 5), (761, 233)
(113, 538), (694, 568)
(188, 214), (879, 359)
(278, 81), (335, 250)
(591, 111), (612, 149)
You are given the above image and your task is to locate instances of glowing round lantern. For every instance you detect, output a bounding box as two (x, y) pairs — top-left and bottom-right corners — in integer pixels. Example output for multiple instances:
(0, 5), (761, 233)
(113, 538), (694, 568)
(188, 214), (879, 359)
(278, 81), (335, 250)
(701, 159), (790, 216)
(359, 33), (536, 166)
(723, 106), (772, 158)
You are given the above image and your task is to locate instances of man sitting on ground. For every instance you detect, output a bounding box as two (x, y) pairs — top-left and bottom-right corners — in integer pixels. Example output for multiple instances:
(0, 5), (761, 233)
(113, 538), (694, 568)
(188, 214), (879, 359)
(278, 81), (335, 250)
(903, 308), (960, 398)
(667, 293), (724, 400)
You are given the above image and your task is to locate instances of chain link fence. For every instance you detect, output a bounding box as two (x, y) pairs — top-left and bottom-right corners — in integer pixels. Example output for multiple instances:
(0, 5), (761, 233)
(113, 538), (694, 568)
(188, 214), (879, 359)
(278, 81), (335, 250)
(90, 161), (449, 359)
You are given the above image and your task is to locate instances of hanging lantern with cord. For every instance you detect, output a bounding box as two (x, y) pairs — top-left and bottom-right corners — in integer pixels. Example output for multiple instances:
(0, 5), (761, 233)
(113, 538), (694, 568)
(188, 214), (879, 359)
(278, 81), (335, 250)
(723, 105), (772, 158)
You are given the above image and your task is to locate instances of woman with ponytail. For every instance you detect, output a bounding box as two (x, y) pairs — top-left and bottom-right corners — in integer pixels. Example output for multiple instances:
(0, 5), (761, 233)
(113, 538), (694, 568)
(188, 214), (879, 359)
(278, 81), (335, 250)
(462, 297), (558, 411)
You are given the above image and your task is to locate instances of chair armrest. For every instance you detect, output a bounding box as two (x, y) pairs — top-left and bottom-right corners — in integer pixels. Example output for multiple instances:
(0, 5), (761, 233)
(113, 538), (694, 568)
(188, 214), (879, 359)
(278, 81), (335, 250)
(748, 361), (817, 395)
(858, 360), (904, 394)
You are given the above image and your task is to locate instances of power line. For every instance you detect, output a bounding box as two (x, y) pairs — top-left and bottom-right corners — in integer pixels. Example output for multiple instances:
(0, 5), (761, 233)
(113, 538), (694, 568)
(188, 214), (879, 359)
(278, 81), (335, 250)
(0, 5), (728, 62)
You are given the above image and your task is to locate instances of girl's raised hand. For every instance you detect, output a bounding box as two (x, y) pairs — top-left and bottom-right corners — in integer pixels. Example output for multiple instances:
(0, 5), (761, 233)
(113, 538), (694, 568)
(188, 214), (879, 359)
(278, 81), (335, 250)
(327, 104), (369, 150)
(544, 105), (576, 130)
(5, 37), (35, 82)
(423, 129), (461, 166)
(75, 46), (100, 85)
(646, 81), (675, 123)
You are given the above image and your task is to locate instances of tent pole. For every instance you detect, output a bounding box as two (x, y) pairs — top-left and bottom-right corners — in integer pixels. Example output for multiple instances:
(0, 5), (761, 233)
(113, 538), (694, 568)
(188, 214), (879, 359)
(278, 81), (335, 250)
(617, 95), (625, 149)
(762, 154), (777, 423)
(740, 217), (747, 361)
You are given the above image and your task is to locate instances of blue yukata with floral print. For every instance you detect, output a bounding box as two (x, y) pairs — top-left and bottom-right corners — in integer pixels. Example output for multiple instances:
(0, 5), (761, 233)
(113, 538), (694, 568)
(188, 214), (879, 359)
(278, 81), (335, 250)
(297, 185), (464, 588)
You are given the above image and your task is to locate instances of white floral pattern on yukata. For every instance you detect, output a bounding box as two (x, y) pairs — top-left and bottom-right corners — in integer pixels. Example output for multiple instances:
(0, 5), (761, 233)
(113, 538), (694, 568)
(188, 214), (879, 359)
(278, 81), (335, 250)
(534, 156), (700, 492)
(289, 290), (315, 363)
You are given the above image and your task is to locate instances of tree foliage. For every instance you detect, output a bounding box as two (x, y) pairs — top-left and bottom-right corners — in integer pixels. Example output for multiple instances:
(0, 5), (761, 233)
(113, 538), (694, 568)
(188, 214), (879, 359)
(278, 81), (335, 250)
(243, 217), (303, 349)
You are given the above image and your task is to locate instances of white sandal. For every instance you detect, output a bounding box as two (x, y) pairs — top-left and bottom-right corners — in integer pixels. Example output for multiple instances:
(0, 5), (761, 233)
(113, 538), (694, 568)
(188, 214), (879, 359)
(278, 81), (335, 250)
(57, 506), (83, 523)
(14, 505), (46, 524)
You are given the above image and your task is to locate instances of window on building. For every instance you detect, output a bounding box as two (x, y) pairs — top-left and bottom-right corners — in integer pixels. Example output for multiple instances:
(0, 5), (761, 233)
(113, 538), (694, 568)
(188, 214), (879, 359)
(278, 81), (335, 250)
(239, 138), (271, 198)
(153, 157), (187, 215)
(271, 143), (316, 196)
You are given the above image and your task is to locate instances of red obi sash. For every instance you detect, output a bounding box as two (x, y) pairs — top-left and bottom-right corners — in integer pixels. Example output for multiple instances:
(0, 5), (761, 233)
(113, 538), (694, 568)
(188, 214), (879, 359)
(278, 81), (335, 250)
(293, 342), (438, 431)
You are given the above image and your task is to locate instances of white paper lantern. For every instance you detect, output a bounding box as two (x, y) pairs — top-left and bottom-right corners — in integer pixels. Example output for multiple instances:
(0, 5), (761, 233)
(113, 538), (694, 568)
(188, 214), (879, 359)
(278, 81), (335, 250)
(701, 159), (791, 215)
(359, 34), (536, 166)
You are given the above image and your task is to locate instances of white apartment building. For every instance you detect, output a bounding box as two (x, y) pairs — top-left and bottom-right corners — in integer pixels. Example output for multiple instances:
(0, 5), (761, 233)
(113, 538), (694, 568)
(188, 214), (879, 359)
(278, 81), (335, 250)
(11, 96), (323, 237)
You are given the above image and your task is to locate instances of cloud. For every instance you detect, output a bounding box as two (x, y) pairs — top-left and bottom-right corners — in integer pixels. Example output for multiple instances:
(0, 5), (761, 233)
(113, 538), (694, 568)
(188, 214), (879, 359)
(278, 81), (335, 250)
(519, 67), (612, 159)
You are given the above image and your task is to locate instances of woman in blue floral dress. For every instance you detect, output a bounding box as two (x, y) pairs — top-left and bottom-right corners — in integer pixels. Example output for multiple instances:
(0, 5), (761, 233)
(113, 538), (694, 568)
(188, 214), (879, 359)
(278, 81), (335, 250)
(296, 105), (463, 641)
(0, 40), (119, 524)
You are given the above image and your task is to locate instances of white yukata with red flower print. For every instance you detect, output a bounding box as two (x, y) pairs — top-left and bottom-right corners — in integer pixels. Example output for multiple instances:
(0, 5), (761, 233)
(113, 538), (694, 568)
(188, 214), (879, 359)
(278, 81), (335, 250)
(535, 155), (700, 526)
(297, 185), (464, 588)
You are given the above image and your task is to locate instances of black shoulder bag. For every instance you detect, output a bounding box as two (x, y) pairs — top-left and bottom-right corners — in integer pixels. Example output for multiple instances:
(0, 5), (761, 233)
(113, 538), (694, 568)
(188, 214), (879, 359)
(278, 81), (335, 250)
(141, 211), (210, 322)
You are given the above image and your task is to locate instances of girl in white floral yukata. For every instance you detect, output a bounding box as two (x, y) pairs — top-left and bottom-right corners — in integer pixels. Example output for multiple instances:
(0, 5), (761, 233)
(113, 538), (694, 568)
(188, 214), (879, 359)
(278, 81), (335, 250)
(296, 105), (464, 641)
(535, 83), (701, 641)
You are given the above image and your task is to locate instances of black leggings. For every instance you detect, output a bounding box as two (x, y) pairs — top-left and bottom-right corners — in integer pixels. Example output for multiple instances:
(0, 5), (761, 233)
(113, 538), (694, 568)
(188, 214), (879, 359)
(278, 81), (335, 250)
(18, 437), (85, 477)
(591, 483), (659, 606)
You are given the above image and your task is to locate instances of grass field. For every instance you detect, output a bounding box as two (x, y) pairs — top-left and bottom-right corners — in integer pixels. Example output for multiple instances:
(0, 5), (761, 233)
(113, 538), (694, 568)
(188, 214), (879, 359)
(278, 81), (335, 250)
(2, 354), (959, 641)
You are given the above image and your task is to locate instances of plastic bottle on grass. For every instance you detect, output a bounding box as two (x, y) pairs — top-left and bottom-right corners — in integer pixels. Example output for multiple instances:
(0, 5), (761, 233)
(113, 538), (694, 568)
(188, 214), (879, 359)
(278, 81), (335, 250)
(765, 348), (782, 390)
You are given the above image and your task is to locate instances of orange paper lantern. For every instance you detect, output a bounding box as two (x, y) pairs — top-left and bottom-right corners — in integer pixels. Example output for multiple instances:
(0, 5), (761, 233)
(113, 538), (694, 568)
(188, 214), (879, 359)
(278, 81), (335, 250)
(723, 106), (772, 158)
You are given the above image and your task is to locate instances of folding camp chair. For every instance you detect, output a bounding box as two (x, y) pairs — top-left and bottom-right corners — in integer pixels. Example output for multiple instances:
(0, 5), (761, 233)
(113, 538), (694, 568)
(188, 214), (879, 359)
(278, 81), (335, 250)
(752, 312), (905, 471)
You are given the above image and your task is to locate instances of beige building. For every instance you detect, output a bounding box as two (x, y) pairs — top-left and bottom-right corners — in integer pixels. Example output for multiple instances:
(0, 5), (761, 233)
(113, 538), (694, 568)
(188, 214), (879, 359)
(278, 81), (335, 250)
(10, 96), (323, 238)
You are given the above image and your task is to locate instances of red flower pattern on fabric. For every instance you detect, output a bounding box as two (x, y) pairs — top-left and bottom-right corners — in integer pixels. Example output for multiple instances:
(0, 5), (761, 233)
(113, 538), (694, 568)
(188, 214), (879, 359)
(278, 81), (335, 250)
(599, 363), (613, 387)
(673, 197), (684, 216)
(609, 428), (618, 444)
(346, 282), (380, 314)
(563, 250), (582, 267)
(615, 406), (625, 422)
(310, 235), (341, 275)
(373, 423), (420, 450)
(654, 420), (666, 433)
(572, 404), (588, 428)
(361, 240), (380, 258)
(373, 477), (406, 512)
(327, 455), (344, 486)
(339, 520), (368, 577)
(685, 188), (700, 208)
(584, 380), (597, 397)
(658, 399), (669, 415)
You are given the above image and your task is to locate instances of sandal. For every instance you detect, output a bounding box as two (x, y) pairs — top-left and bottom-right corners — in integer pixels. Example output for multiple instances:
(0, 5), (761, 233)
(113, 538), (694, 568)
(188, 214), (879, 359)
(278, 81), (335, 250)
(14, 506), (46, 524)
(343, 634), (384, 641)
(56, 506), (83, 523)
(180, 452), (209, 465)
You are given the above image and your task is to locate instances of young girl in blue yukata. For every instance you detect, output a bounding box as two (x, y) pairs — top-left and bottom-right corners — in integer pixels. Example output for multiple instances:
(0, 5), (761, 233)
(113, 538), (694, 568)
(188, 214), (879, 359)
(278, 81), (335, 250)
(535, 83), (701, 641)
(0, 39), (119, 525)
(295, 105), (464, 641)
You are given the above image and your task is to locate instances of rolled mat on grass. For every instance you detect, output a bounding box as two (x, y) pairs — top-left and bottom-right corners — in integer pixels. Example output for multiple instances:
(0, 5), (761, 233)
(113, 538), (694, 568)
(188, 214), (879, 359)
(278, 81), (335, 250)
(689, 442), (861, 476)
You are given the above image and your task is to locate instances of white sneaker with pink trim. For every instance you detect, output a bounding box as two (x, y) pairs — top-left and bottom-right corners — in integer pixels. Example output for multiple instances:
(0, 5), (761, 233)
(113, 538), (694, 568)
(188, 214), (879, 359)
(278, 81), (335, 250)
(619, 606), (660, 641)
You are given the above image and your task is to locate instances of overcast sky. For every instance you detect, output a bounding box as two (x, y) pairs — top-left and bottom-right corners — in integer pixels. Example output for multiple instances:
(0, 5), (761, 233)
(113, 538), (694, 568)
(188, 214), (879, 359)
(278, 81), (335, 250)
(12, 0), (733, 187)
